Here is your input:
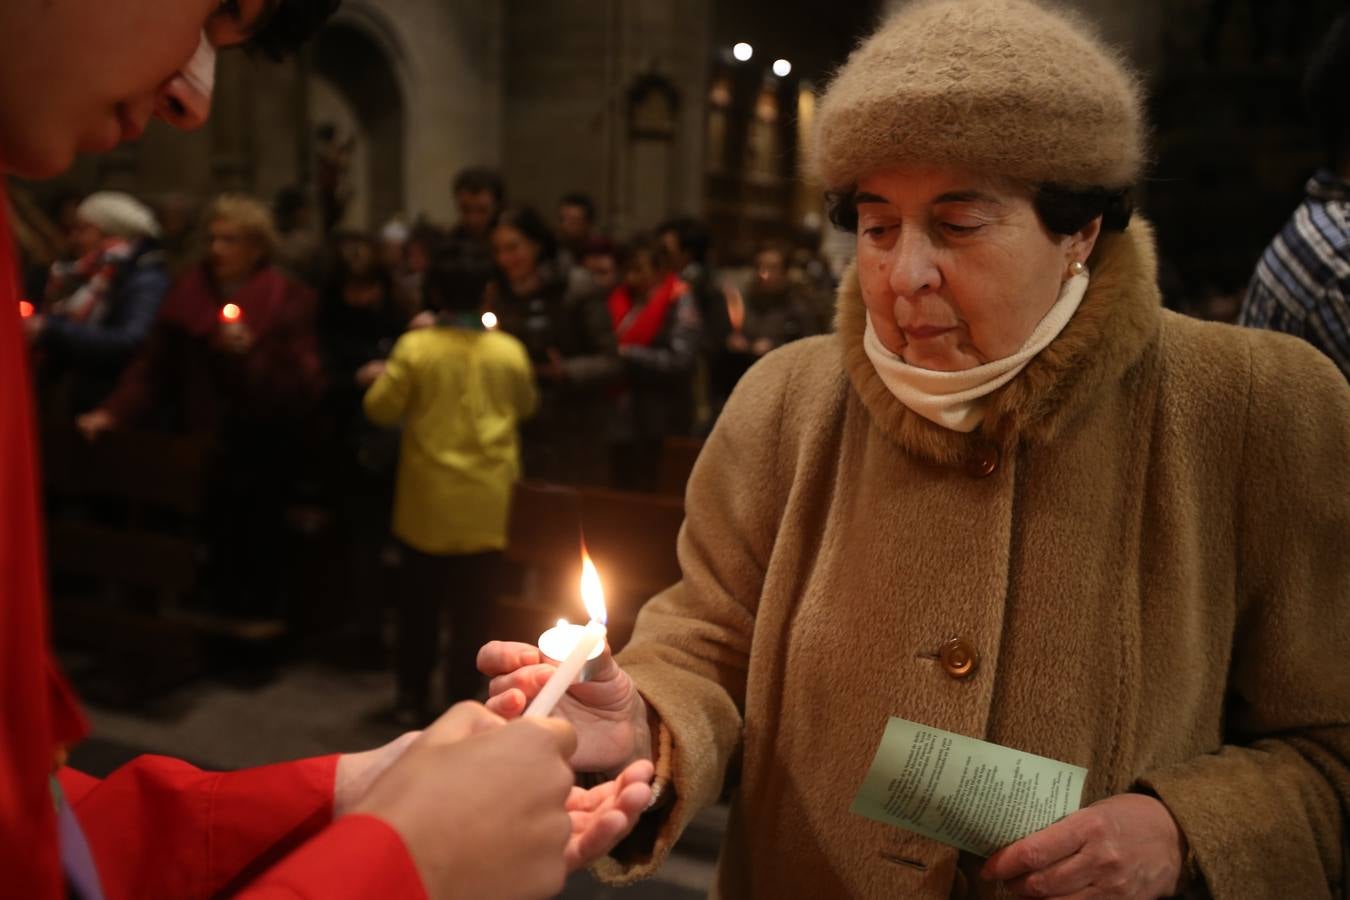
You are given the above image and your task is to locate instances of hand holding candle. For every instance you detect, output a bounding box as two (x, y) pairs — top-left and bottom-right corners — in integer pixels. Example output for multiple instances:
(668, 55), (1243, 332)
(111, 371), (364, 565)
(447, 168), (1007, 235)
(524, 550), (608, 719)
(217, 303), (253, 354)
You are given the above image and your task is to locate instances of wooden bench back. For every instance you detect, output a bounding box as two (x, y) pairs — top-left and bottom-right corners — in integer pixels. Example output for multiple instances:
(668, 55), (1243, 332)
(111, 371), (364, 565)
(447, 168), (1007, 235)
(654, 436), (704, 498)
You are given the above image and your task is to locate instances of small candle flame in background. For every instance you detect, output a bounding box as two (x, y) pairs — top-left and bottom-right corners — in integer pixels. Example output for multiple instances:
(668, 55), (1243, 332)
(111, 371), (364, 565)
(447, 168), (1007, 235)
(18, 300), (35, 319)
(220, 303), (243, 323)
(481, 311), (499, 330)
(580, 548), (607, 625)
(724, 284), (745, 333)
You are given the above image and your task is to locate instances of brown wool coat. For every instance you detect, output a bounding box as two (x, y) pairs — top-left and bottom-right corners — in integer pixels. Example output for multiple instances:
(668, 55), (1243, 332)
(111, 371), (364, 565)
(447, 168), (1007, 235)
(598, 219), (1350, 899)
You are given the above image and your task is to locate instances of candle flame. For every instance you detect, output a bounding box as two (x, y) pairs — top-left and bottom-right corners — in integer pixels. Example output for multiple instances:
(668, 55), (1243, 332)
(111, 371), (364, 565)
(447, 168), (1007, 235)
(481, 311), (499, 330)
(18, 300), (35, 319)
(580, 548), (607, 625)
(220, 303), (243, 323)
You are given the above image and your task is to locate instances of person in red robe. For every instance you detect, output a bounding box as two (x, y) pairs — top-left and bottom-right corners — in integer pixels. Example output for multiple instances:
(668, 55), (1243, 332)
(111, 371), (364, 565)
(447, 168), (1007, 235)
(0, 2), (653, 898)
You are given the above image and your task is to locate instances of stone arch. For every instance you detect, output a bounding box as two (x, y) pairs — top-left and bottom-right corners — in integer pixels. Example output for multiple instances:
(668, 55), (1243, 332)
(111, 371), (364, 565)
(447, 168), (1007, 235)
(310, 12), (408, 229)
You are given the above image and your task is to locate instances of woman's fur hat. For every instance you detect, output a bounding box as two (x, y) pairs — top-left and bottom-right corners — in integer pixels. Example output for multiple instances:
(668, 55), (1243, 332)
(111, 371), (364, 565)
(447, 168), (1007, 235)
(814, 0), (1146, 190)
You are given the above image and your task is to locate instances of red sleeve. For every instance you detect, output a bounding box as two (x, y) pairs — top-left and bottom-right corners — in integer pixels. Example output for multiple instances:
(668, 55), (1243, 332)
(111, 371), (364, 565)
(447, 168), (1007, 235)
(56, 766), (99, 808)
(0, 182), (65, 900)
(64, 754), (339, 900)
(238, 814), (427, 900)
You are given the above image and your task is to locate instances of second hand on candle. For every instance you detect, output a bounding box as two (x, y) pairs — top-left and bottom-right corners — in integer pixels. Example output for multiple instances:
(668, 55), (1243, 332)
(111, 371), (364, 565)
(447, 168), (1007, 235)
(523, 619), (606, 718)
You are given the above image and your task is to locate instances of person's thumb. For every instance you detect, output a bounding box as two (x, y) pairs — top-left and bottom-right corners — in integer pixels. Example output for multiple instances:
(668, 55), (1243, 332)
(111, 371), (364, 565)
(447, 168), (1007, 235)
(510, 716), (579, 760)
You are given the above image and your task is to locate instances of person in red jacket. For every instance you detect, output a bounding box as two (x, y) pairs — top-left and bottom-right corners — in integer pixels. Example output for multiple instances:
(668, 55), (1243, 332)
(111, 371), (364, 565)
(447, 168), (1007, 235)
(79, 193), (326, 440)
(0, 2), (653, 899)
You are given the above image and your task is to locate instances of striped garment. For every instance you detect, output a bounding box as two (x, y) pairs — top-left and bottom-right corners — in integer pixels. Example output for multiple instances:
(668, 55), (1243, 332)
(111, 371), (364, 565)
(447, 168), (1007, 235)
(1239, 168), (1350, 380)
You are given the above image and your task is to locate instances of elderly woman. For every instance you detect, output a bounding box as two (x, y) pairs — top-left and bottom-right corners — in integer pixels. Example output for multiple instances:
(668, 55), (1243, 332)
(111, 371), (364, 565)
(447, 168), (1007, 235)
(78, 194), (325, 616)
(29, 191), (168, 412)
(78, 193), (323, 440)
(482, 1), (1350, 898)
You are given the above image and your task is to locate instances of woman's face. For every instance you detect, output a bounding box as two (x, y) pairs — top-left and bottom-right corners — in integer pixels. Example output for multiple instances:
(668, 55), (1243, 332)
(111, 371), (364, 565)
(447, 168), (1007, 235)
(492, 224), (541, 285)
(755, 250), (788, 293)
(0, 0), (271, 178)
(855, 165), (1099, 372)
(624, 251), (658, 297)
(208, 218), (265, 284)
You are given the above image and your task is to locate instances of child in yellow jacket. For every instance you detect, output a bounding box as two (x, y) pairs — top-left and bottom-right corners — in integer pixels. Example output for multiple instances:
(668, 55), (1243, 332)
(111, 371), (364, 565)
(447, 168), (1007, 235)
(362, 251), (537, 722)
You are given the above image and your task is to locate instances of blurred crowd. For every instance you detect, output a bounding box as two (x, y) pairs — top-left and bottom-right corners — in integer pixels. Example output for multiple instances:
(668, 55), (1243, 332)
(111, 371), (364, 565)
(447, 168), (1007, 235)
(9, 168), (836, 711)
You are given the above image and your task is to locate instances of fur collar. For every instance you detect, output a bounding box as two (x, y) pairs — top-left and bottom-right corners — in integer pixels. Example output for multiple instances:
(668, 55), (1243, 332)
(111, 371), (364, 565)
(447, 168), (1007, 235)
(836, 217), (1163, 466)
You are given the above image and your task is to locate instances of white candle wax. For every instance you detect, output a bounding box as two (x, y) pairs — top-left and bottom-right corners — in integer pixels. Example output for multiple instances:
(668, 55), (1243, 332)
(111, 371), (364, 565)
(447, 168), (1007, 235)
(524, 619), (607, 718)
(538, 619), (606, 667)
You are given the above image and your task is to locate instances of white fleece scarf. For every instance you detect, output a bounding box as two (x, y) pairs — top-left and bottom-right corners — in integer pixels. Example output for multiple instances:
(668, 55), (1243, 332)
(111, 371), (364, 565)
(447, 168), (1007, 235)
(863, 271), (1090, 433)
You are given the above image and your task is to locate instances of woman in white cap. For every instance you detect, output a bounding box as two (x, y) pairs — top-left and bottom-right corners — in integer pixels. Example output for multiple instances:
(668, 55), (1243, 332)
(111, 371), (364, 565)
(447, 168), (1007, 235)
(481, 1), (1350, 897)
(28, 191), (169, 411)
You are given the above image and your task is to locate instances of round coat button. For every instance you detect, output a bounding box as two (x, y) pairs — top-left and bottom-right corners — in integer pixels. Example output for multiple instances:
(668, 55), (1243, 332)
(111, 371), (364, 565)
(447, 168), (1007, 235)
(940, 638), (979, 679)
(965, 444), (1000, 479)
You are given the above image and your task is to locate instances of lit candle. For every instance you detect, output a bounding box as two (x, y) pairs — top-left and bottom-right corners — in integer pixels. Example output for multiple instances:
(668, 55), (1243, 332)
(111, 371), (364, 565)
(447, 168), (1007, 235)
(524, 550), (608, 718)
(538, 618), (604, 682)
(219, 303), (244, 325)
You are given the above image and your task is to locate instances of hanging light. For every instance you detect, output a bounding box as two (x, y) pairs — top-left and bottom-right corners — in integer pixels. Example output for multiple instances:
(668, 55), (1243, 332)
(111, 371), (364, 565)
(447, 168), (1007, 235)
(733, 42), (754, 62)
(773, 59), (792, 77)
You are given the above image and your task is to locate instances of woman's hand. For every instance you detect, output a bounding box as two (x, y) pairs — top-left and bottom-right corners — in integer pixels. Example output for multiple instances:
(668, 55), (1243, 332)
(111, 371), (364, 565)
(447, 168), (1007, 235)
(355, 359), (387, 388)
(408, 310), (437, 330)
(478, 640), (653, 775)
(75, 408), (116, 442)
(981, 793), (1186, 899)
(563, 758), (654, 870)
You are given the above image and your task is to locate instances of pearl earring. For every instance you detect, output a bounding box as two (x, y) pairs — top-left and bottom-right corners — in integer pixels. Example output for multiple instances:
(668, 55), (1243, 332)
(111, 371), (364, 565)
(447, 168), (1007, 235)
(1069, 260), (1087, 277)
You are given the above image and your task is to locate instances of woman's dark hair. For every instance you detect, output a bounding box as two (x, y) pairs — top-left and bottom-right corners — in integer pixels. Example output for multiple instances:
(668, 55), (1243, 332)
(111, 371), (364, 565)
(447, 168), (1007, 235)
(656, 216), (711, 264)
(453, 167), (507, 203)
(826, 183), (1134, 236)
(560, 192), (597, 223)
(1303, 13), (1350, 168)
(249, 0), (343, 62)
(615, 233), (669, 272)
(424, 247), (495, 313)
(494, 207), (559, 263)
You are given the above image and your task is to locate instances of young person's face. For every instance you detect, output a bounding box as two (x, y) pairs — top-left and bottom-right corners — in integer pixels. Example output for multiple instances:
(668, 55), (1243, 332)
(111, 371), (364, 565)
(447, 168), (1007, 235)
(558, 204), (591, 243)
(455, 189), (498, 238)
(624, 252), (658, 296)
(491, 224), (541, 285)
(0, 0), (273, 178)
(582, 253), (618, 292)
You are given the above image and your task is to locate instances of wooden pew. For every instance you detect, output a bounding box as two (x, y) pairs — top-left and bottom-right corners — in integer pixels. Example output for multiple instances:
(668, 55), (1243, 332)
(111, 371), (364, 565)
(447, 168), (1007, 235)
(43, 425), (288, 701)
(43, 425), (207, 609)
(654, 436), (704, 498)
(42, 425), (213, 700)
